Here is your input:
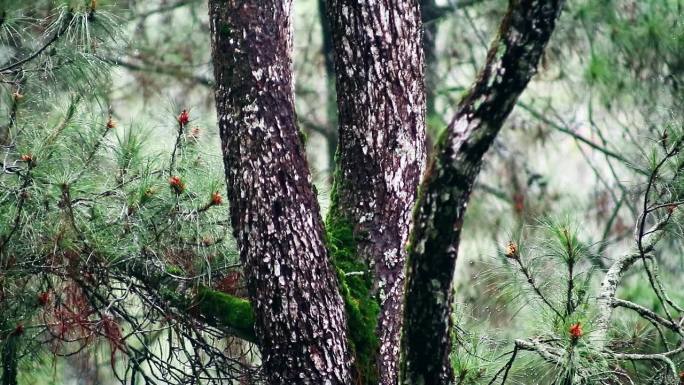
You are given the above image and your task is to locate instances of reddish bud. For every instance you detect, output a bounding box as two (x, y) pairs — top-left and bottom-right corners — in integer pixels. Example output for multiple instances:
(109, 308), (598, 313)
(106, 116), (117, 129)
(13, 323), (24, 336)
(513, 193), (525, 214)
(504, 241), (518, 259)
(37, 291), (50, 306)
(569, 322), (583, 340)
(211, 191), (223, 206)
(20, 153), (33, 162)
(168, 176), (186, 194)
(667, 204), (678, 215)
(177, 109), (190, 126)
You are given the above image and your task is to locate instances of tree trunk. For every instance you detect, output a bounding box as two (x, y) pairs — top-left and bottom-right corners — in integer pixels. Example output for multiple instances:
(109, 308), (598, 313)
(208, 1), (352, 384)
(401, 1), (566, 384)
(325, 1), (426, 384)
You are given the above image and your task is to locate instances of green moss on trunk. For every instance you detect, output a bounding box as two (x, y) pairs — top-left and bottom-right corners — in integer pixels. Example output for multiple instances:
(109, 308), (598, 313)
(325, 214), (380, 385)
(195, 287), (256, 342)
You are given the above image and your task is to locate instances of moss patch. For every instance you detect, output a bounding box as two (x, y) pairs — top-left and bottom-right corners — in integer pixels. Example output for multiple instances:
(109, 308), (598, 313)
(196, 286), (256, 342)
(326, 214), (380, 385)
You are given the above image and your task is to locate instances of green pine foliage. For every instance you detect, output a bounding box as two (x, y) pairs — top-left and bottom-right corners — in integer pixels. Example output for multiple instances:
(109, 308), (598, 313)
(0, 2), (243, 384)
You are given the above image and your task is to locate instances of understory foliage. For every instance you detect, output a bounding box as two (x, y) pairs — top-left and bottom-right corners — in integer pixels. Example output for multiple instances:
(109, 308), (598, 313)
(453, 122), (684, 384)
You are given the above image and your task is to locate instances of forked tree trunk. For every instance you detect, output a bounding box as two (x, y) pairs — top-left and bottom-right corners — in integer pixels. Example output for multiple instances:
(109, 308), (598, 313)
(208, 1), (351, 384)
(400, 1), (566, 383)
(325, 1), (426, 384)
(208, 0), (566, 384)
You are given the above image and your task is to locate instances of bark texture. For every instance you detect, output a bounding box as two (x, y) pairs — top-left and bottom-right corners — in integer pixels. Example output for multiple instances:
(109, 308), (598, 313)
(208, 1), (352, 384)
(326, 1), (426, 384)
(400, 1), (566, 383)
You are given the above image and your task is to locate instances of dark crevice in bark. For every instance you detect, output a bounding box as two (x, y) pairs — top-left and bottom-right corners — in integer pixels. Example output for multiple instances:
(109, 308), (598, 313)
(400, 1), (566, 384)
(208, 1), (352, 384)
(325, 1), (427, 384)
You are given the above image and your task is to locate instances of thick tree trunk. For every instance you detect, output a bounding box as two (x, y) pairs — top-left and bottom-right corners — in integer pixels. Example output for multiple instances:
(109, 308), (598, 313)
(326, 1), (426, 384)
(401, 1), (566, 384)
(208, 1), (352, 384)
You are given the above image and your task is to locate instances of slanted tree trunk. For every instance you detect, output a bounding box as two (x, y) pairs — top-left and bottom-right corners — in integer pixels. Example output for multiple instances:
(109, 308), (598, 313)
(400, 1), (566, 384)
(208, 1), (351, 384)
(325, 1), (426, 384)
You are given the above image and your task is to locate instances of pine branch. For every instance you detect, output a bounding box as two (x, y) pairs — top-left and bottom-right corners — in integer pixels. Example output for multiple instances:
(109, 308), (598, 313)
(0, 9), (72, 74)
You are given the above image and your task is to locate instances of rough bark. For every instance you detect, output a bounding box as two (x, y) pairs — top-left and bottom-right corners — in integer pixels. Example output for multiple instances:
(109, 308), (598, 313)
(208, 1), (352, 384)
(400, 1), (566, 384)
(326, 1), (426, 384)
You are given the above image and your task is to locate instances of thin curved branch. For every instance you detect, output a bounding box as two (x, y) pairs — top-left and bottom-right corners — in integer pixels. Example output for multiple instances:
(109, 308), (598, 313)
(0, 10), (71, 73)
(612, 298), (680, 333)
